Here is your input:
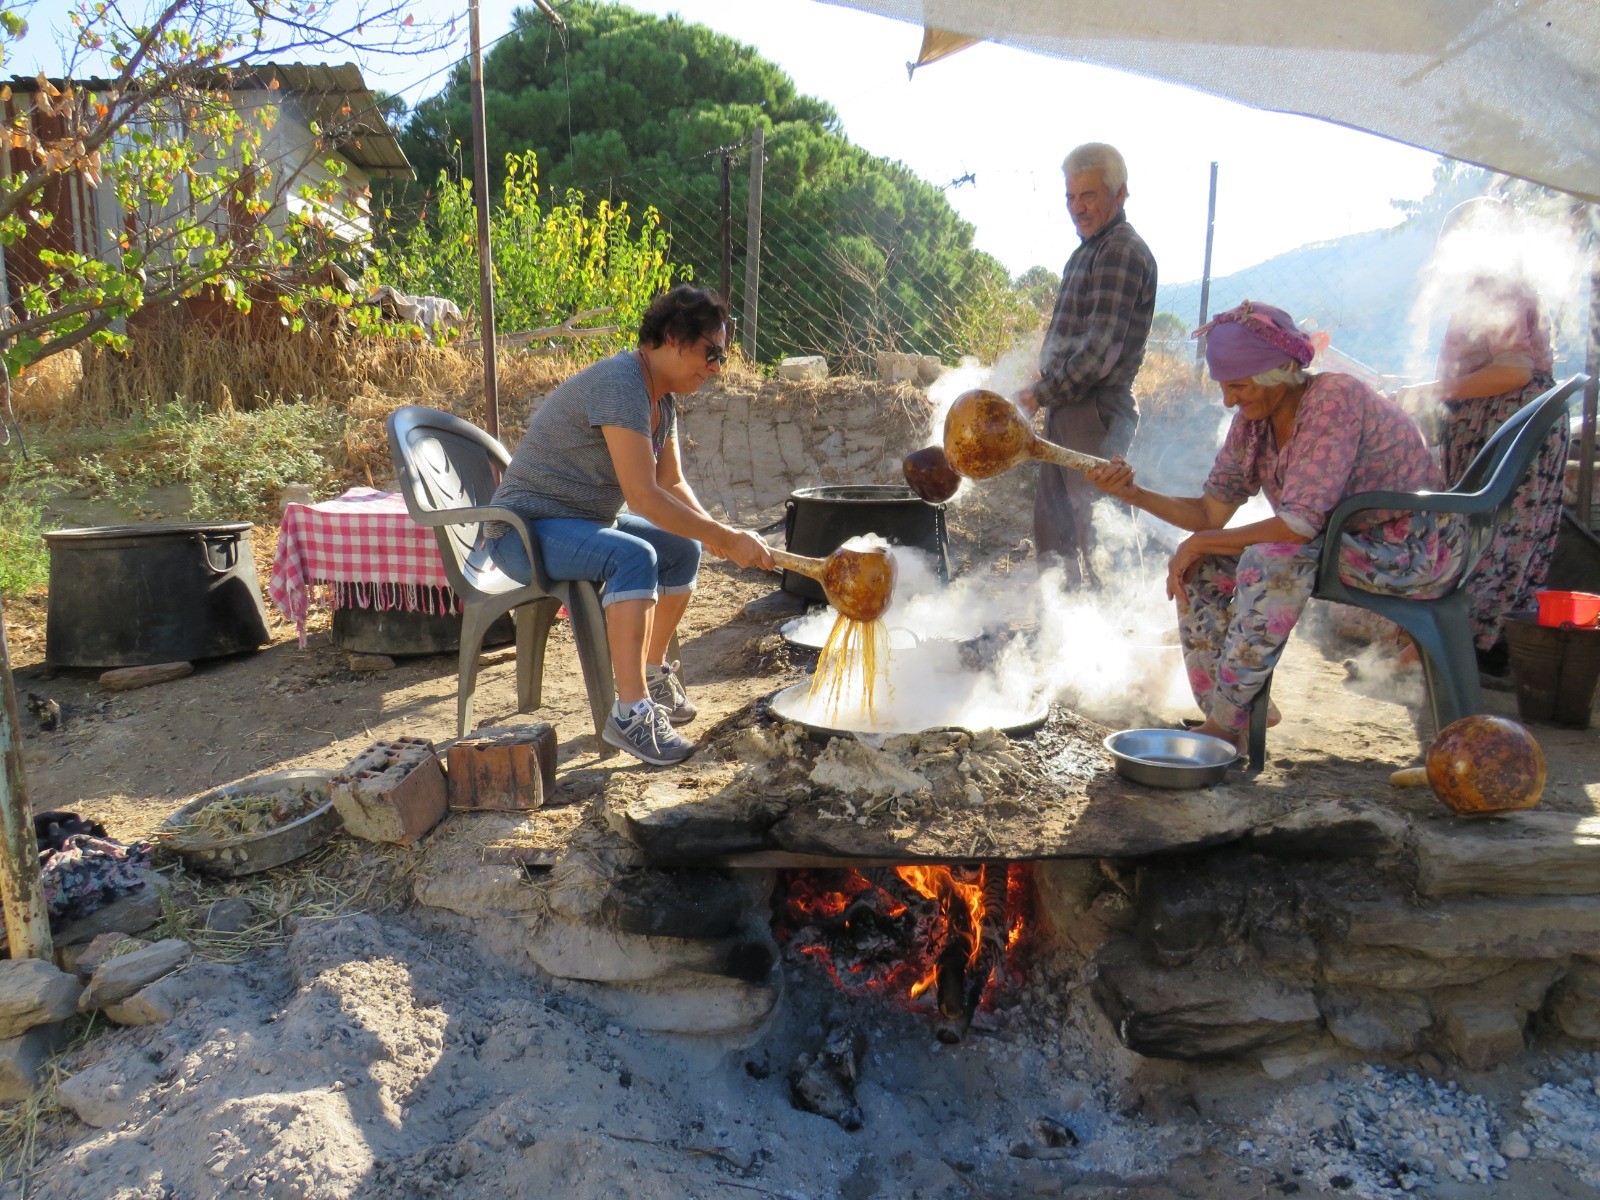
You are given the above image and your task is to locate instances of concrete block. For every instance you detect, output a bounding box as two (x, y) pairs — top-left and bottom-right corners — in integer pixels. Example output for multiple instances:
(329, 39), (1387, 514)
(331, 737), (448, 846)
(778, 355), (827, 381)
(447, 723), (556, 812)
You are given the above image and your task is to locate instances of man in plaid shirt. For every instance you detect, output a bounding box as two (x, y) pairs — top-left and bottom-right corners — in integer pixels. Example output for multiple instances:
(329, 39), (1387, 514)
(1017, 142), (1157, 587)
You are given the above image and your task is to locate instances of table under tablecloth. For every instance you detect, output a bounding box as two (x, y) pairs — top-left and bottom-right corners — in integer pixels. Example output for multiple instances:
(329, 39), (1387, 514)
(268, 487), (459, 646)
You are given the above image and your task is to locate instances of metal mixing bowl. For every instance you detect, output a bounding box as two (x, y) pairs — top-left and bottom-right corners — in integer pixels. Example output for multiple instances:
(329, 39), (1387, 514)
(1103, 728), (1239, 789)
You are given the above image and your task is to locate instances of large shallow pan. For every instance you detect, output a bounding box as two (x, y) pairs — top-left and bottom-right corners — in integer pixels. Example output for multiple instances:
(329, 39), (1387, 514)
(765, 681), (1048, 740)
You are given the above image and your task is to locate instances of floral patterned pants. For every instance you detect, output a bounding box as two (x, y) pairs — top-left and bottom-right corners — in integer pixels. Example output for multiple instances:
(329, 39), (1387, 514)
(1440, 374), (1569, 651)
(1179, 514), (1468, 732)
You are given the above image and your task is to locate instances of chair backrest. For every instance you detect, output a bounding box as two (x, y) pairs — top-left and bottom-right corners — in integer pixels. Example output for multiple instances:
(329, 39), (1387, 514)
(1447, 376), (1581, 573)
(385, 405), (513, 597)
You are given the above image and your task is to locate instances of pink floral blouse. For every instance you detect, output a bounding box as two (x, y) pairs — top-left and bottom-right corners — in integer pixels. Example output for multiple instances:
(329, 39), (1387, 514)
(1437, 278), (1553, 381)
(1204, 373), (1444, 538)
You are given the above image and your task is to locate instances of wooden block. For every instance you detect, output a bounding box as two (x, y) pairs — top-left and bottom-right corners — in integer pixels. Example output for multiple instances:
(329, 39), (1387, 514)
(448, 723), (557, 812)
(330, 737), (448, 846)
(98, 662), (193, 691)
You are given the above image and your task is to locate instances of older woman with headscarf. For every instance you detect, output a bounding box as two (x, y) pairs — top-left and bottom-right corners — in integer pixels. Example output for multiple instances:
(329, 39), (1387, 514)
(1395, 198), (1567, 681)
(1085, 301), (1468, 749)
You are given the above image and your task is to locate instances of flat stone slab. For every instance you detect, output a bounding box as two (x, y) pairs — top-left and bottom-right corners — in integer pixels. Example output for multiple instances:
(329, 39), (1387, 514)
(608, 710), (1305, 865)
(1413, 811), (1600, 898)
(1337, 893), (1600, 959)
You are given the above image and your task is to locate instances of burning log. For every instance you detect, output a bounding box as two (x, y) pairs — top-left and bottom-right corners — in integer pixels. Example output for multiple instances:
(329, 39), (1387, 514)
(935, 863), (1010, 1043)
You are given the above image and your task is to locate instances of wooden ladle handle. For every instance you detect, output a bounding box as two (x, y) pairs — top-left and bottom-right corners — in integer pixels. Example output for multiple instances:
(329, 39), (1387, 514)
(769, 548), (825, 581)
(1029, 439), (1110, 474)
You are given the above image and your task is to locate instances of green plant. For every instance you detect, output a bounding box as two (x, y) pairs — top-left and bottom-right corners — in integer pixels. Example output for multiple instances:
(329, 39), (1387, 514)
(0, 455), (54, 597)
(368, 152), (680, 355)
(69, 401), (346, 522)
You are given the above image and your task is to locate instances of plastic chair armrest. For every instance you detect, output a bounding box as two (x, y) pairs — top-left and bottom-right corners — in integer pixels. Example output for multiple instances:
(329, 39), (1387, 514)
(408, 504), (540, 576)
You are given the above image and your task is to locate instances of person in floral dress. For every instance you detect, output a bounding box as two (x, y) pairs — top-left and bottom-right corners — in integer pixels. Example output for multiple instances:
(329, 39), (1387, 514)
(1087, 301), (1467, 748)
(1397, 198), (1567, 680)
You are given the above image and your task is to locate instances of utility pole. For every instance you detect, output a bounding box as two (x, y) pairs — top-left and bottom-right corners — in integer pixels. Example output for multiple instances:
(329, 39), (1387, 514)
(0, 601), (52, 961)
(1196, 161), (1219, 370)
(742, 125), (764, 362)
(468, 0), (500, 439)
(720, 151), (733, 307)
(1580, 260), (1599, 530)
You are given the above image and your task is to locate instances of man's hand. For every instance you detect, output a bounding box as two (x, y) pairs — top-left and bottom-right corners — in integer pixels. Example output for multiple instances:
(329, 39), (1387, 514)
(1014, 385), (1040, 418)
(1086, 455), (1138, 502)
(715, 529), (775, 571)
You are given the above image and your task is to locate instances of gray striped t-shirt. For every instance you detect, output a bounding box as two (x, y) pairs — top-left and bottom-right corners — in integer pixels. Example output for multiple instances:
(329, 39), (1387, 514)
(488, 352), (677, 528)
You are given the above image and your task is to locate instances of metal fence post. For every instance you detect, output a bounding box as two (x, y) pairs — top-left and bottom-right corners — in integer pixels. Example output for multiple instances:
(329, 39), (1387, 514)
(720, 151), (733, 307)
(742, 125), (764, 361)
(1195, 161), (1218, 371)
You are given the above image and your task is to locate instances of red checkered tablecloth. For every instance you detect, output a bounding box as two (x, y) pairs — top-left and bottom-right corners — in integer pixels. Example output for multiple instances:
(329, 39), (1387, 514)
(268, 487), (458, 645)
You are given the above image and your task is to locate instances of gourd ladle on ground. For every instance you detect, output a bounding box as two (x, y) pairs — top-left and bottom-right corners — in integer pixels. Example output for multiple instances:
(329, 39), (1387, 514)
(768, 546), (896, 623)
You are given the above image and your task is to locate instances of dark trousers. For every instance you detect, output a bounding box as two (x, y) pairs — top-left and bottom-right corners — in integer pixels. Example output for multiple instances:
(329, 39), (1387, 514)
(1033, 386), (1138, 588)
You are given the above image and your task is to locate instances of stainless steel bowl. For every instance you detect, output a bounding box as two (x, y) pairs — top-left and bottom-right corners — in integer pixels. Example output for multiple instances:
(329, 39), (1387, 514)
(1103, 728), (1239, 789)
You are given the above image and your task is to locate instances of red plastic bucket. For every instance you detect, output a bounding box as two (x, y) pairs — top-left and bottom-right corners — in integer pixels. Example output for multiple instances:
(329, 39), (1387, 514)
(1535, 590), (1600, 628)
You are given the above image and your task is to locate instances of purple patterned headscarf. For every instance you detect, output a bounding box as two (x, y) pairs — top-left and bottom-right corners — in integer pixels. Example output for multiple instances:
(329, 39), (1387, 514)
(1194, 301), (1316, 381)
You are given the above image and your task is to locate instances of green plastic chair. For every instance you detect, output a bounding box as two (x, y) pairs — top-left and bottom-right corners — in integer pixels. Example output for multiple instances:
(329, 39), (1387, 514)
(1246, 375), (1586, 770)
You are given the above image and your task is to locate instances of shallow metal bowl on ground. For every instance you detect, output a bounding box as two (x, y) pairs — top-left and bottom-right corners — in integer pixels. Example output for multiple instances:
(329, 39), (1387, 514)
(1103, 729), (1239, 789)
(158, 769), (341, 877)
(765, 682), (1048, 740)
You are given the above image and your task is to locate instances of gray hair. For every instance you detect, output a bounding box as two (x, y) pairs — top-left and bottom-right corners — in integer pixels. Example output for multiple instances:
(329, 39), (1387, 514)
(1062, 143), (1128, 192)
(1251, 363), (1309, 387)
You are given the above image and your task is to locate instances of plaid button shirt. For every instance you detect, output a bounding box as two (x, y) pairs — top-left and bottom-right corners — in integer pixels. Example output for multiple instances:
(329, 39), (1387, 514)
(1037, 211), (1158, 409)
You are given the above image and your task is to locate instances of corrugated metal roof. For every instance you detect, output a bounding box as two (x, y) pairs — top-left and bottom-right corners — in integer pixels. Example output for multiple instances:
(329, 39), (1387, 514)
(8, 61), (413, 180)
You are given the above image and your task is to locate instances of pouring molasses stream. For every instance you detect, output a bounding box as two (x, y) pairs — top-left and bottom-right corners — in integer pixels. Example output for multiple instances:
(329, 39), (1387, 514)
(768, 545), (897, 623)
(901, 388), (1110, 503)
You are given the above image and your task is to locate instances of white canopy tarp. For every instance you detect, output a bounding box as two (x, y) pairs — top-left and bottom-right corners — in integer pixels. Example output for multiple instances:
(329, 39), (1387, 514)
(821, 0), (1600, 203)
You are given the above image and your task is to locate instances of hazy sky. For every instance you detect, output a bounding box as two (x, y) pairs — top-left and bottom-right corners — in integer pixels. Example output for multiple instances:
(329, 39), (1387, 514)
(24, 0), (1447, 283)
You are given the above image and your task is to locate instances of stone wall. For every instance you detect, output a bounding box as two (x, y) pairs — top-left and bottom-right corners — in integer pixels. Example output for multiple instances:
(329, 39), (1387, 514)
(1034, 804), (1600, 1070)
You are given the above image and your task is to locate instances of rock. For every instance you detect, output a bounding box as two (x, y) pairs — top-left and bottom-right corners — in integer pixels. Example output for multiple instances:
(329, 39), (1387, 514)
(612, 776), (791, 864)
(521, 909), (777, 986)
(414, 858), (542, 920)
(573, 972), (781, 1038)
(809, 738), (931, 800)
(778, 356), (828, 382)
(1091, 942), (1322, 1059)
(1336, 894), (1600, 959)
(1435, 996), (1526, 1069)
(0, 1021), (71, 1102)
(54, 869), (167, 946)
(599, 869), (752, 939)
(1501, 1130), (1532, 1159)
(1134, 861), (1245, 968)
(1249, 798), (1409, 859)
(0, 958), (83, 1037)
(98, 661), (193, 691)
(1319, 988), (1432, 1054)
(78, 938), (192, 1011)
(63, 932), (148, 980)
(101, 962), (237, 1026)
(1413, 811), (1600, 898)
(204, 897), (254, 933)
(1544, 960), (1600, 1041)
(790, 1027), (867, 1130)
(1318, 944), (1521, 989)
(347, 653), (396, 671)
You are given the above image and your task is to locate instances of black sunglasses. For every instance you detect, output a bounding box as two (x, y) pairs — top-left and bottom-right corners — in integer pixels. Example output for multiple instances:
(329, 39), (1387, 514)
(703, 341), (729, 366)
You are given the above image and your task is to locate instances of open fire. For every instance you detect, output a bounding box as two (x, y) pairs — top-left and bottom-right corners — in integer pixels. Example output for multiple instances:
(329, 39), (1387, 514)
(776, 863), (1034, 1042)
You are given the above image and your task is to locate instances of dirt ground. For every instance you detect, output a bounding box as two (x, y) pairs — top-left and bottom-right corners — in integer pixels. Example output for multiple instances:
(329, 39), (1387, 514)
(7, 551), (1600, 1199)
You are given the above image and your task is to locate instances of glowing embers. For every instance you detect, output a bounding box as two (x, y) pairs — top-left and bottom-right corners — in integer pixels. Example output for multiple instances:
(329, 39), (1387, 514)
(807, 615), (889, 723)
(777, 864), (1033, 1042)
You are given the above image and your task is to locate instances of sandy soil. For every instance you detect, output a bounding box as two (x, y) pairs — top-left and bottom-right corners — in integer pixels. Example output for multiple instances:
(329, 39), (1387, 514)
(7, 558), (1600, 1199)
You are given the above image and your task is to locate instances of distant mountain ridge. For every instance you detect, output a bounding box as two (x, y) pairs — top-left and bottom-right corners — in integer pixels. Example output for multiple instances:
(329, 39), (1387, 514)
(1157, 221), (1436, 378)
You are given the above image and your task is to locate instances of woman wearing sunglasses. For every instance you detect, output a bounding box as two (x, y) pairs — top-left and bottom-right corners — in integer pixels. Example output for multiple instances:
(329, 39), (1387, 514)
(483, 284), (774, 766)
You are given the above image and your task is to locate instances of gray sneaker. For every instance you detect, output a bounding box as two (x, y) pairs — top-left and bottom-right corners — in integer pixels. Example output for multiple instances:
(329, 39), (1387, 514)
(603, 702), (695, 766)
(647, 660), (697, 724)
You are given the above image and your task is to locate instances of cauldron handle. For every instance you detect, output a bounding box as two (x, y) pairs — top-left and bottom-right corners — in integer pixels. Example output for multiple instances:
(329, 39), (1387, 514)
(196, 529), (241, 575)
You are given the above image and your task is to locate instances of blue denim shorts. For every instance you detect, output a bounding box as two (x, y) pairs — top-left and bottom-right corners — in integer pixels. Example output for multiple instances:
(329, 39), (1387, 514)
(487, 513), (700, 607)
